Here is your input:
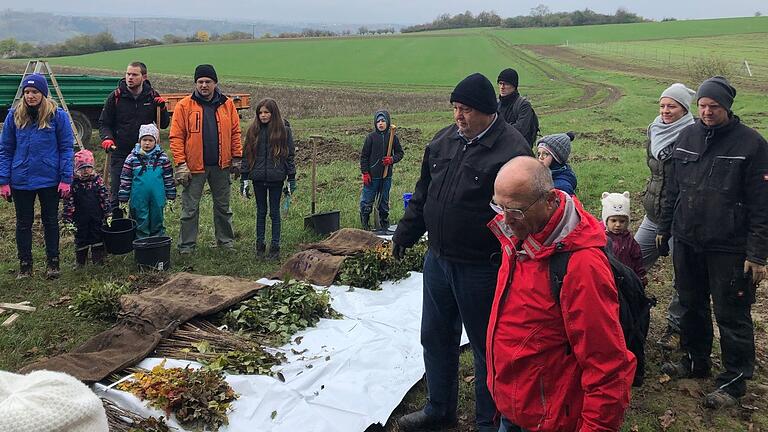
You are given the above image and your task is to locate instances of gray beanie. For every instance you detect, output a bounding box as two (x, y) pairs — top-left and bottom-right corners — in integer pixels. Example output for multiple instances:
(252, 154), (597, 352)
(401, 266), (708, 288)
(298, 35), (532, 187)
(660, 83), (695, 112)
(537, 132), (574, 165)
(696, 76), (736, 111)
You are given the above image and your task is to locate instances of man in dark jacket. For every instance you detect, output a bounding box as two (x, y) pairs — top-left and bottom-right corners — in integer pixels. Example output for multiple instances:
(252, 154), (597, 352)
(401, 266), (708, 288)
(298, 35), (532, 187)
(392, 73), (532, 432)
(657, 76), (768, 409)
(99, 62), (170, 217)
(497, 68), (539, 147)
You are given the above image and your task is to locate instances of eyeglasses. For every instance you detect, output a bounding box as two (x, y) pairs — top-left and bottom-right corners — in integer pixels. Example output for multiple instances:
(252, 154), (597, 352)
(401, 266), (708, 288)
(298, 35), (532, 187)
(490, 193), (545, 220)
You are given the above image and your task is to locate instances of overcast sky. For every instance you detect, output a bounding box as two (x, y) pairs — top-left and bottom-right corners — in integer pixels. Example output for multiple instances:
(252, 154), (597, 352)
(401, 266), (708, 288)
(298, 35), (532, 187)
(2, 0), (764, 24)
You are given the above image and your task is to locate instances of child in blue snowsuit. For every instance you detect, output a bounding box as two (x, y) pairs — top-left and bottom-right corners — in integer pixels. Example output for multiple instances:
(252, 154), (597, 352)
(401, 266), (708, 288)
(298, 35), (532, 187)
(359, 110), (404, 233)
(118, 123), (176, 238)
(536, 131), (578, 195)
(61, 149), (110, 267)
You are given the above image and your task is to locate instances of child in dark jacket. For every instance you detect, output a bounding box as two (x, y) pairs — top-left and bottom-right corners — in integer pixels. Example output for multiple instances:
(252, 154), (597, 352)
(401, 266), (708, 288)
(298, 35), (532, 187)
(118, 124), (176, 238)
(537, 132), (577, 195)
(601, 191), (647, 286)
(360, 110), (404, 233)
(61, 149), (110, 267)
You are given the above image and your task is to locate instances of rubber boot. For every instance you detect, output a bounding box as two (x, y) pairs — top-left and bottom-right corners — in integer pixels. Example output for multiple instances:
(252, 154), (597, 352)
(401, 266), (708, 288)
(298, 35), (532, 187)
(17, 260), (32, 280)
(380, 219), (392, 235)
(267, 244), (280, 260)
(91, 244), (106, 266)
(75, 247), (88, 268)
(45, 256), (60, 280)
(360, 206), (372, 231)
(256, 242), (266, 259)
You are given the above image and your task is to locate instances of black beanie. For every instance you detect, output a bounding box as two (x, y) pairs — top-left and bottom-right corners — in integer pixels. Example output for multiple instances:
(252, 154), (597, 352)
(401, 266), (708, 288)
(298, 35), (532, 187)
(497, 68), (519, 88)
(450, 73), (497, 115)
(696, 76), (736, 111)
(194, 64), (218, 83)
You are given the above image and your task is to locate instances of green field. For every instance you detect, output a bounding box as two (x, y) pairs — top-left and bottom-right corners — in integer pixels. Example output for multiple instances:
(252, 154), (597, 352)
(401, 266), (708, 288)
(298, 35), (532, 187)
(3, 16), (768, 432)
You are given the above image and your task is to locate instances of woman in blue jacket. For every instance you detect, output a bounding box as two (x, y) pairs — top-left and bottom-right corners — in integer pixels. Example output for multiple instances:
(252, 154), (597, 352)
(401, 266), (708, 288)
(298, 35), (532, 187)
(0, 74), (74, 279)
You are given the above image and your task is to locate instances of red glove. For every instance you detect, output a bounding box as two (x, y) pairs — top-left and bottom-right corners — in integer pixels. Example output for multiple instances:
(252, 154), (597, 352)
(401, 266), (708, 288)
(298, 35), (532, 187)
(154, 96), (166, 107)
(57, 182), (71, 199)
(362, 173), (372, 186)
(382, 156), (393, 166)
(101, 139), (116, 152)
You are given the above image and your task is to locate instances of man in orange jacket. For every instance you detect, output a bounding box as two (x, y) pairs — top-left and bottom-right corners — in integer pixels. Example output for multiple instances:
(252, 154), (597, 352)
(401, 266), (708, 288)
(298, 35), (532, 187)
(169, 64), (242, 253)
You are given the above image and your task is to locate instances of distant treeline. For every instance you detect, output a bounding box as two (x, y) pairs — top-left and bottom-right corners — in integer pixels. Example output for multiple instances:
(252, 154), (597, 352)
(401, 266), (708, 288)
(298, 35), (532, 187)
(0, 26), (397, 59)
(401, 6), (647, 33)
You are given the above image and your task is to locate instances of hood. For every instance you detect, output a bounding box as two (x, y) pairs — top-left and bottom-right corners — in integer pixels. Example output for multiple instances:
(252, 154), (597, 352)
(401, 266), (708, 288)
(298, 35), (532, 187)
(373, 109), (391, 132)
(488, 190), (606, 261)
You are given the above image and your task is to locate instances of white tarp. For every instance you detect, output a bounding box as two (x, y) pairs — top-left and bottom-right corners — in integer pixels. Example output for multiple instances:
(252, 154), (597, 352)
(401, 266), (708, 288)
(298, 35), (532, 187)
(96, 272), (466, 432)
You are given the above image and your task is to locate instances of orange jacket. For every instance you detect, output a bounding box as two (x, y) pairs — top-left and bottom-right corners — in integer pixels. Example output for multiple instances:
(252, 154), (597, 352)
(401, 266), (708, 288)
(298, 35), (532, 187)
(169, 93), (242, 173)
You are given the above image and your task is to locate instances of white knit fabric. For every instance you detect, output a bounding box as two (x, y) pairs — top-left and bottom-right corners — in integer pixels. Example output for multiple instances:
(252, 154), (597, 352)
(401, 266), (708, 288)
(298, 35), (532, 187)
(601, 191), (631, 223)
(138, 123), (160, 142)
(0, 370), (108, 432)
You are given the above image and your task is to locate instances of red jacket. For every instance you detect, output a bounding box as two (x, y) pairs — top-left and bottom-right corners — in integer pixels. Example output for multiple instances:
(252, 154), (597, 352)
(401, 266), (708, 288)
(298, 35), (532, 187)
(606, 230), (647, 286)
(486, 191), (636, 432)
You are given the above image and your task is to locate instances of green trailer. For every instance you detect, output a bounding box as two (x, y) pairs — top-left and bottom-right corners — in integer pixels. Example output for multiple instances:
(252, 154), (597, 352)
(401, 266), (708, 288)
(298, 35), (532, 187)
(0, 73), (121, 147)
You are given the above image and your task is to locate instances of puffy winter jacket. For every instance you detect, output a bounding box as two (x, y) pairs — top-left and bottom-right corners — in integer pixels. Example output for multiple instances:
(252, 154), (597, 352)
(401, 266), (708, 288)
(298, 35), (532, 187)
(246, 120), (296, 184)
(98, 79), (170, 158)
(657, 117), (768, 264)
(360, 110), (404, 179)
(0, 107), (74, 189)
(551, 163), (577, 196)
(486, 191), (636, 432)
(393, 116), (532, 264)
(169, 91), (242, 173)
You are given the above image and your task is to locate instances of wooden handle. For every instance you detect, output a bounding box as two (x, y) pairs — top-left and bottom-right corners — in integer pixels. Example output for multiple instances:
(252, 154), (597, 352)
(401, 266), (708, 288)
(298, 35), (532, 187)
(382, 124), (397, 178)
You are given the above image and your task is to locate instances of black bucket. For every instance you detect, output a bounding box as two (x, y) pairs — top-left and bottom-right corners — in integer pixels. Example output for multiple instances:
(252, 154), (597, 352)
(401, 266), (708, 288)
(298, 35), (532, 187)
(102, 218), (137, 255)
(304, 210), (341, 236)
(133, 236), (172, 271)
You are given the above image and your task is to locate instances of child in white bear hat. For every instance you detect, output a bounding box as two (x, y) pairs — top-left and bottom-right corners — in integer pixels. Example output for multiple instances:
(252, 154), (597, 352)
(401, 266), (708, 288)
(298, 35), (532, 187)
(601, 191), (647, 286)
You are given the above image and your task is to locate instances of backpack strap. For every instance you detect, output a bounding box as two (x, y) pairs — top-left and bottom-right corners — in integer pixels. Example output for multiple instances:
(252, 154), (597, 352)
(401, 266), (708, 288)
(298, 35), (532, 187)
(548, 249), (574, 306)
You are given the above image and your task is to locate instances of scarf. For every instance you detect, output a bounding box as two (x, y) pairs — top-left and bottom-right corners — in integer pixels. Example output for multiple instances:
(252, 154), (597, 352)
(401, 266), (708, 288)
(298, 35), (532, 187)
(648, 112), (694, 160)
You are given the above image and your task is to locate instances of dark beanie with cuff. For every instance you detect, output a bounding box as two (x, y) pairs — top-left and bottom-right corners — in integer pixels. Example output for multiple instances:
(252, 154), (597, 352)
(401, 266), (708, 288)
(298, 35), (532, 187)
(194, 64), (218, 83)
(497, 68), (519, 88)
(450, 73), (497, 115)
(696, 76), (736, 112)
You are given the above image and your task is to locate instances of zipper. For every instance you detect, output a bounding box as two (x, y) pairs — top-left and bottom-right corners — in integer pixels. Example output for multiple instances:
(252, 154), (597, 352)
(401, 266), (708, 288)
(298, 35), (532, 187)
(537, 376), (547, 429)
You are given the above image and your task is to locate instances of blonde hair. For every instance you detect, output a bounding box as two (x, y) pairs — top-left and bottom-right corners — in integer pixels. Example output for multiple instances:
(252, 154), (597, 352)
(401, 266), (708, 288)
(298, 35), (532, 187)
(13, 97), (58, 130)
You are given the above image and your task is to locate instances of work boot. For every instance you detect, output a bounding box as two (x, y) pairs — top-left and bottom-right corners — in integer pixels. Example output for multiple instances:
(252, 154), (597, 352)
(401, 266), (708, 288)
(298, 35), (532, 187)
(397, 410), (457, 432)
(661, 357), (710, 379)
(91, 245), (106, 266)
(379, 219), (393, 235)
(267, 244), (280, 260)
(256, 242), (266, 259)
(704, 389), (739, 409)
(360, 211), (371, 231)
(45, 256), (60, 280)
(657, 326), (681, 351)
(17, 260), (32, 279)
(75, 248), (88, 268)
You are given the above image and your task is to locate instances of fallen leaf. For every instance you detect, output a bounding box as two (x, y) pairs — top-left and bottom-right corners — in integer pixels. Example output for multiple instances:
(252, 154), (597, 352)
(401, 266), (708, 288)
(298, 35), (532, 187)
(658, 374), (671, 384)
(659, 409), (675, 430)
(677, 379), (703, 398)
(276, 372), (285, 382)
(47, 295), (71, 307)
(630, 425), (639, 432)
(463, 375), (475, 383)
(271, 410), (277, 420)
(291, 348), (308, 355)
(295, 336), (304, 345)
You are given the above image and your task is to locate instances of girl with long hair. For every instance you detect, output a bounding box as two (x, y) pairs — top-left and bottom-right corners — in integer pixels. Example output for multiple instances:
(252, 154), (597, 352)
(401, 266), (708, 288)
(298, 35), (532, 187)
(243, 98), (296, 259)
(0, 74), (74, 279)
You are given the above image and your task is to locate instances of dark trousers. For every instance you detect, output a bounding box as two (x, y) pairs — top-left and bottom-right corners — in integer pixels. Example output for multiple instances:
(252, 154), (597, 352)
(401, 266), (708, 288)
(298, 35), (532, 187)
(421, 250), (497, 428)
(109, 154), (127, 210)
(674, 240), (755, 397)
(254, 181), (282, 246)
(74, 218), (104, 249)
(499, 418), (526, 432)
(12, 187), (60, 262)
(360, 177), (391, 224)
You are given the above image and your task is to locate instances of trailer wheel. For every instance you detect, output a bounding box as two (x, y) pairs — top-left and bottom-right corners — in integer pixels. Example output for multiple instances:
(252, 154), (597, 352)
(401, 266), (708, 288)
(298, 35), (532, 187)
(69, 110), (92, 147)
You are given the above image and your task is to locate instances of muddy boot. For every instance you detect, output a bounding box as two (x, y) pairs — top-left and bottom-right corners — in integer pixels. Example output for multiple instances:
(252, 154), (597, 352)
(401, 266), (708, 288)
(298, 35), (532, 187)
(45, 256), (60, 280)
(379, 219), (393, 235)
(256, 242), (266, 259)
(17, 260), (32, 279)
(91, 244), (106, 266)
(267, 244), (280, 260)
(75, 247), (88, 268)
(240, 180), (252, 199)
(657, 326), (681, 351)
(360, 206), (372, 231)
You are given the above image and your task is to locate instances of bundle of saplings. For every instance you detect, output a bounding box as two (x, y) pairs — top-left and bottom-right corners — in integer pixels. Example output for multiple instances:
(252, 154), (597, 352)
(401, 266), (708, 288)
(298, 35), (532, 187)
(338, 239), (428, 290)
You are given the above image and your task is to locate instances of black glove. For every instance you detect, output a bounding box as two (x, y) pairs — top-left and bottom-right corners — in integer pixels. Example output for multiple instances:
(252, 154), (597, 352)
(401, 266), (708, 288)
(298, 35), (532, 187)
(656, 234), (671, 257)
(392, 242), (408, 260)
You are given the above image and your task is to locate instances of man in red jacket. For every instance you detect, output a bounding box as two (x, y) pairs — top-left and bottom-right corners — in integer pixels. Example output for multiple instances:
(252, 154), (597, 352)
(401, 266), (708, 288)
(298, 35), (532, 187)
(486, 157), (636, 432)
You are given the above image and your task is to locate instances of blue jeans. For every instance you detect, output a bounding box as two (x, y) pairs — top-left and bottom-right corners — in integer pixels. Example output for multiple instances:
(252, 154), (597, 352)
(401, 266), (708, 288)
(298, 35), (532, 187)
(421, 249), (498, 428)
(13, 186), (60, 262)
(359, 177), (391, 224)
(254, 181), (282, 246)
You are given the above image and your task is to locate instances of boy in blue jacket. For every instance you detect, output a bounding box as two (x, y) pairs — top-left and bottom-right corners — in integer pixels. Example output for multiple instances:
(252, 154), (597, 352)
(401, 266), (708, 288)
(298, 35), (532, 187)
(118, 124), (176, 238)
(537, 132), (578, 195)
(359, 110), (404, 233)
